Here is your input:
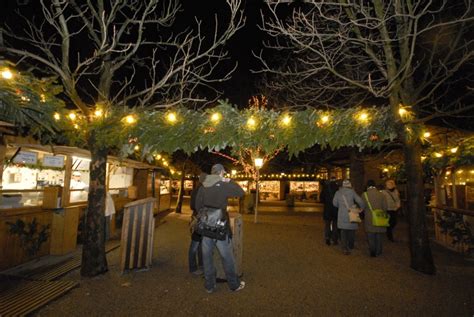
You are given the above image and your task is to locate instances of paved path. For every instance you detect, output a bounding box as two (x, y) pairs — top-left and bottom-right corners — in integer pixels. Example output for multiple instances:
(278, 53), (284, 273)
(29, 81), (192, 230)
(37, 206), (473, 316)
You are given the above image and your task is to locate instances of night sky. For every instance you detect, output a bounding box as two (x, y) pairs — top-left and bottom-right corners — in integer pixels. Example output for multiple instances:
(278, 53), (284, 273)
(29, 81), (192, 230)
(2, 0), (268, 107)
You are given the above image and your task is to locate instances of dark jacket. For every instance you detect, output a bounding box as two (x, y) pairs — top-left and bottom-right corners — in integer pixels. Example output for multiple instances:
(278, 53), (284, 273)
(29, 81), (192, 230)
(190, 183), (202, 216)
(195, 175), (245, 236)
(320, 180), (339, 220)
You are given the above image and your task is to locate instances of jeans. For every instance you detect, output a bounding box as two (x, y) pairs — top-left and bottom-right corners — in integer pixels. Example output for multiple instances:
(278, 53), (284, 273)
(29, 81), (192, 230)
(367, 232), (383, 256)
(188, 239), (203, 272)
(201, 236), (240, 291)
(324, 219), (339, 243)
(340, 229), (356, 252)
(386, 210), (398, 241)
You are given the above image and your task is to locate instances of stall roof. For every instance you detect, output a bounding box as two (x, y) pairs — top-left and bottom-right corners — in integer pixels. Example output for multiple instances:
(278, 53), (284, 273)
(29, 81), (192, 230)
(0, 120), (15, 134)
(7, 143), (160, 170)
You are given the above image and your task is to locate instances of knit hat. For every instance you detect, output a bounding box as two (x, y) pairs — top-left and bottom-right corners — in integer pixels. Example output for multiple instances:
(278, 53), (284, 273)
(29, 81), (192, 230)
(211, 164), (226, 175)
(342, 179), (352, 188)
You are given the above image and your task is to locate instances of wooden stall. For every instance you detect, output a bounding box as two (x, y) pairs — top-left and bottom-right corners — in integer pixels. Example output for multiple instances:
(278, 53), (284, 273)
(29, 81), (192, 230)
(0, 141), (163, 270)
(0, 207), (53, 270)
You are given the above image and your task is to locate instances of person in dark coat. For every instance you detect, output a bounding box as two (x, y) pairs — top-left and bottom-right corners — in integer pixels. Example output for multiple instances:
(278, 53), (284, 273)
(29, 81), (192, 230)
(362, 180), (388, 257)
(188, 173), (207, 275)
(320, 177), (339, 245)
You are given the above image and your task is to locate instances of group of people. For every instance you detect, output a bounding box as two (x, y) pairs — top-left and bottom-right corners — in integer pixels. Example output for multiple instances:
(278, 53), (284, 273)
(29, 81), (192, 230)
(186, 166), (401, 293)
(188, 164), (246, 294)
(320, 178), (401, 256)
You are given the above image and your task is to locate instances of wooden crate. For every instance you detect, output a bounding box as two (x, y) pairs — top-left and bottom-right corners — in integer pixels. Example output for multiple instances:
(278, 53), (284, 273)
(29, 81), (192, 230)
(120, 198), (156, 273)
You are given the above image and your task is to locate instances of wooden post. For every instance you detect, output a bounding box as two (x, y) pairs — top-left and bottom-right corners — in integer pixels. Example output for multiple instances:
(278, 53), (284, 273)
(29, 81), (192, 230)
(62, 155), (73, 207)
(0, 135), (6, 191)
(451, 169), (458, 208)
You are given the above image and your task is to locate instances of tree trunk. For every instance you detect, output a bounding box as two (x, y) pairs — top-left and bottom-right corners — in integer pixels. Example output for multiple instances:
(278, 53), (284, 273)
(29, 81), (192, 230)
(0, 135), (6, 190)
(175, 163), (186, 213)
(81, 133), (108, 277)
(404, 139), (436, 275)
(349, 149), (365, 194)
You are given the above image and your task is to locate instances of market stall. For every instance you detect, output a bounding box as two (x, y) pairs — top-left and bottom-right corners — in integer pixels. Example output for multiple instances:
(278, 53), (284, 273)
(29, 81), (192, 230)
(290, 181), (320, 201)
(0, 142), (161, 269)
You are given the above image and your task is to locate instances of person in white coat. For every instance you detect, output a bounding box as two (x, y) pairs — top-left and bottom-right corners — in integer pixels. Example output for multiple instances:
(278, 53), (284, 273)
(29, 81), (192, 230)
(104, 192), (116, 241)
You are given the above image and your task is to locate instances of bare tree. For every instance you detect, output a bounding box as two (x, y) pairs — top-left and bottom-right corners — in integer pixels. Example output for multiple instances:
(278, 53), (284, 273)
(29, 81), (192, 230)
(257, 0), (474, 274)
(1, 0), (244, 276)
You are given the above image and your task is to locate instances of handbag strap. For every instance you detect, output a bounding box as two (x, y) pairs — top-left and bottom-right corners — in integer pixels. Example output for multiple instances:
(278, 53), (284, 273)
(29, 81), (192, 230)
(364, 192), (374, 212)
(386, 190), (397, 203)
(342, 195), (350, 209)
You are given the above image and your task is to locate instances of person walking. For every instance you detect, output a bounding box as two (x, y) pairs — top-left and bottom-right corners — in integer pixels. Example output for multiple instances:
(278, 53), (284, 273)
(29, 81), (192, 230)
(362, 180), (388, 257)
(320, 177), (339, 245)
(382, 179), (401, 242)
(188, 173), (207, 275)
(333, 179), (365, 255)
(195, 164), (246, 293)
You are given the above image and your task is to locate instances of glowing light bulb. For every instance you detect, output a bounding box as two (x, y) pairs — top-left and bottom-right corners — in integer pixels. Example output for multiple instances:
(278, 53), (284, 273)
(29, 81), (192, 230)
(53, 113), (60, 121)
(357, 112), (369, 122)
(124, 115), (136, 124)
(321, 115), (329, 123)
(166, 112), (177, 123)
(450, 147), (458, 153)
(423, 132), (431, 138)
(134, 145), (140, 151)
(94, 109), (103, 117)
(281, 114), (291, 126)
(1, 69), (13, 79)
(211, 112), (221, 122)
(399, 108), (408, 116)
(68, 112), (77, 121)
(247, 117), (256, 129)
(434, 152), (443, 158)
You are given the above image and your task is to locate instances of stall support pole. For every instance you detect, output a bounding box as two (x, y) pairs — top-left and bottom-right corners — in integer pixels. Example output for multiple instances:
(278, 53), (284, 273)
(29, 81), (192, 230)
(254, 170), (259, 224)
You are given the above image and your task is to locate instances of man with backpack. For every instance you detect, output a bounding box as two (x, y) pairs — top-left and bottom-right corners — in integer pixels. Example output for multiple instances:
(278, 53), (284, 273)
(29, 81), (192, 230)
(195, 164), (246, 293)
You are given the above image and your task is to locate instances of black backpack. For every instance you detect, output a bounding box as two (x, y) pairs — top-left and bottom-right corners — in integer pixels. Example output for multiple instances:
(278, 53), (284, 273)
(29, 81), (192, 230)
(194, 206), (227, 240)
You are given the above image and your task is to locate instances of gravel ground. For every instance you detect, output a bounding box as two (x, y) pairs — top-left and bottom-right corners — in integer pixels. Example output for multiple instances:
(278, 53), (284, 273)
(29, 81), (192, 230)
(37, 205), (473, 317)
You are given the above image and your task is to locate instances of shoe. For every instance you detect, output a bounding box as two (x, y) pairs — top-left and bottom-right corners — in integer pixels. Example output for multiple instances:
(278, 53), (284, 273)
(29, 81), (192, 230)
(232, 281), (246, 292)
(325, 239), (331, 246)
(370, 251), (376, 257)
(206, 286), (216, 294)
(191, 269), (203, 276)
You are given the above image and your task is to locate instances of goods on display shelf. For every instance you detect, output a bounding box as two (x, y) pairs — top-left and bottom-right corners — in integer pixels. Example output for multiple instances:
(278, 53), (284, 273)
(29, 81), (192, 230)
(108, 166), (134, 197)
(160, 179), (171, 194)
(290, 181), (320, 201)
(259, 180), (281, 200)
(171, 179), (194, 195)
(69, 156), (90, 203)
(1, 151), (67, 208)
(237, 180), (249, 193)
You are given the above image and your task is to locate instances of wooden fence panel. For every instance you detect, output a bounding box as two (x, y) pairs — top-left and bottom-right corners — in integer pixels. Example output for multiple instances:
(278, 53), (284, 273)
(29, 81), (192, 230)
(120, 198), (156, 273)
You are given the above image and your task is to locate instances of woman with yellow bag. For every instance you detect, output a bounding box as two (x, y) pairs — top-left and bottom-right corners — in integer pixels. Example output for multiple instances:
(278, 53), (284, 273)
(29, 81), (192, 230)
(362, 180), (388, 257)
